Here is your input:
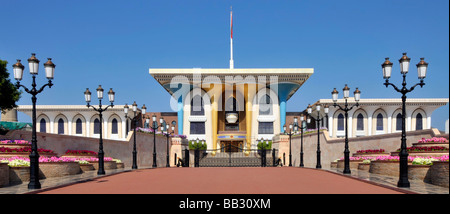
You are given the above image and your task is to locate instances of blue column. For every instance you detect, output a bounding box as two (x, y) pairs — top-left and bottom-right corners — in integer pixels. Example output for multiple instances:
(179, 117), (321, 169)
(280, 97), (287, 132)
(177, 96), (183, 135)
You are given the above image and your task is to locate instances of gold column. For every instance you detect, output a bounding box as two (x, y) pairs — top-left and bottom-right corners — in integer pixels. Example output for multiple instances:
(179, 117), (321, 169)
(211, 95), (219, 155)
(245, 84), (256, 153)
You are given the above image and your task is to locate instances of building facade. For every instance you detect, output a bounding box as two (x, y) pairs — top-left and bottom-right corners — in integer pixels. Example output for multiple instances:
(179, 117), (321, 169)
(150, 68), (313, 150)
(307, 98), (449, 138)
(16, 105), (133, 140)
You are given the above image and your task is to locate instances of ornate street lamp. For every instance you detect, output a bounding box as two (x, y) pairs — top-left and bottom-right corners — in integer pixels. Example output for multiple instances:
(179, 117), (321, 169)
(298, 114), (310, 167)
(151, 114), (164, 168)
(13, 53), (55, 189)
(382, 53), (427, 188)
(284, 120), (298, 167)
(331, 84), (361, 174)
(124, 102), (146, 169)
(307, 104), (328, 169)
(163, 120), (176, 167)
(84, 85), (115, 175)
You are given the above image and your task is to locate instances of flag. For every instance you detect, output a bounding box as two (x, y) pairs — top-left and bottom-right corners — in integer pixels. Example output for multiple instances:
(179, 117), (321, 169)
(230, 10), (233, 39)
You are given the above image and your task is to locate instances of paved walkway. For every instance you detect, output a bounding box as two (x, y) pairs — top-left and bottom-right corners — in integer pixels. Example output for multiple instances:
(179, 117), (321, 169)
(1, 167), (448, 194)
(34, 168), (410, 194)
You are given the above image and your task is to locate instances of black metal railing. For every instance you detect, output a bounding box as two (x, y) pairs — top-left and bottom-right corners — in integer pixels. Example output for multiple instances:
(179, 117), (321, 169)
(194, 145), (280, 167)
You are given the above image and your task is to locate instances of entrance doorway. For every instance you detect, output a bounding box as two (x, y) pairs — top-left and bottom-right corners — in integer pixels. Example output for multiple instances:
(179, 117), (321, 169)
(220, 141), (243, 152)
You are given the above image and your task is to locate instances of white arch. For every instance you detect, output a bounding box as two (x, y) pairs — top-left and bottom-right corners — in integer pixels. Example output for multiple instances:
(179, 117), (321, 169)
(372, 108), (388, 135)
(392, 109), (403, 133)
(252, 87), (280, 141)
(72, 114), (86, 136)
(411, 108), (427, 131)
(54, 114), (68, 135)
(37, 114), (50, 133)
(107, 114), (122, 139)
(352, 109), (368, 137)
(183, 88), (212, 149)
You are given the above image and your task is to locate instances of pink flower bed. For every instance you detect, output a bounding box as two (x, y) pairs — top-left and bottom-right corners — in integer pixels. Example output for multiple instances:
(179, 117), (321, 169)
(396, 146), (449, 152)
(0, 147), (55, 154)
(339, 155), (449, 162)
(1, 156), (114, 163)
(340, 156), (376, 161)
(418, 137), (448, 143)
(0, 139), (30, 144)
(65, 150), (97, 155)
(356, 149), (385, 154)
(373, 155), (449, 162)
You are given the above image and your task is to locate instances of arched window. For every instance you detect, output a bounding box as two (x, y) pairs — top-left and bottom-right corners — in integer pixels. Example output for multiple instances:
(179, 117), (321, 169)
(94, 118), (100, 134)
(190, 95), (204, 116)
(356, 113), (364, 131)
(416, 113), (423, 130)
(58, 118), (64, 134)
(259, 94), (272, 115)
(337, 114), (344, 131)
(76, 118), (82, 134)
(40, 118), (46, 133)
(376, 113), (383, 131)
(111, 118), (118, 134)
(396, 113), (402, 131)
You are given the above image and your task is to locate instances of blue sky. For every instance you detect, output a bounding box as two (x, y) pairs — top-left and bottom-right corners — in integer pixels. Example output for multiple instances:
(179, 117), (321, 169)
(1, 0), (448, 130)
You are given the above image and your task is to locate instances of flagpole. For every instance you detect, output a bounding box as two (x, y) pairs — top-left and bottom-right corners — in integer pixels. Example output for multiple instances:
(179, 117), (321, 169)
(230, 7), (234, 69)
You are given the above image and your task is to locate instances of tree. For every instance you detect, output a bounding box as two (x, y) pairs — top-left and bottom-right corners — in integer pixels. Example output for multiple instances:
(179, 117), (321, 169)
(0, 59), (21, 113)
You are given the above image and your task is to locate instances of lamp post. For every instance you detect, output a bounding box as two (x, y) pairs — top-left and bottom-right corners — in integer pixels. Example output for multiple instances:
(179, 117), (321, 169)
(381, 53), (427, 188)
(298, 114), (310, 167)
(163, 120), (176, 167)
(307, 104), (328, 169)
(151, 114), (164, 168)
(283, 119), (298, 167)
(84, 85), (115, 175)
(331, 85), (361, 174)
(124, 102), (146, 169)
(13, 53), (55, 189)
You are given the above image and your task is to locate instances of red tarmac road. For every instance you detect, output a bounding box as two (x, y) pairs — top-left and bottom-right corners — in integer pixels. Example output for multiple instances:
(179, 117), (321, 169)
(35, 167), (411, 194)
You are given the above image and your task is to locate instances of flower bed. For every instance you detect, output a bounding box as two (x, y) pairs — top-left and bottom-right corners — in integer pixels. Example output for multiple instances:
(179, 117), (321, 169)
(0, 163), (9, 187)
(413, 137), (449, 148)
(356, 149), (385, 154)
(368, 155), (448, 179)
(8, 166), (29, 184)
(358, 160), (371, 171)
(113, 159), (124, 168)
(353, 149), (390, 158)
(61, 149), (98, 159)
(337, 156), (375, 169)
(0, 139), (30, 144)
(418, 137), (448, 144)
(390, 146), (449, 157)
(39, 162), (81, 178)
(78, 157), (117, 170)
(397, 146), (449, 152)
(430, 161), (449, 187)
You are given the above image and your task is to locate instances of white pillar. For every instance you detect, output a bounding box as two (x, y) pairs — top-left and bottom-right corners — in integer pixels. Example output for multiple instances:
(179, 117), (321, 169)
(368, 115), (372, 136)
(50, 118), (54, 134)
(407, 115), (412, 131)
(387, 116), (392, 133)
(86, 118), (90, 137)
(122, 117), (127, 139)
(348, 115), (353, 137)
(68, 118), (72, 135)
(328, 114), (333, 137)
(104, 115), (108, 139)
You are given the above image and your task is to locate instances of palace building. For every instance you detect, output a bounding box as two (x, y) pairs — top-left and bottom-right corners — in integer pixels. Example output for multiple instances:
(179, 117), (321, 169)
(149, 68), (313, 151)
